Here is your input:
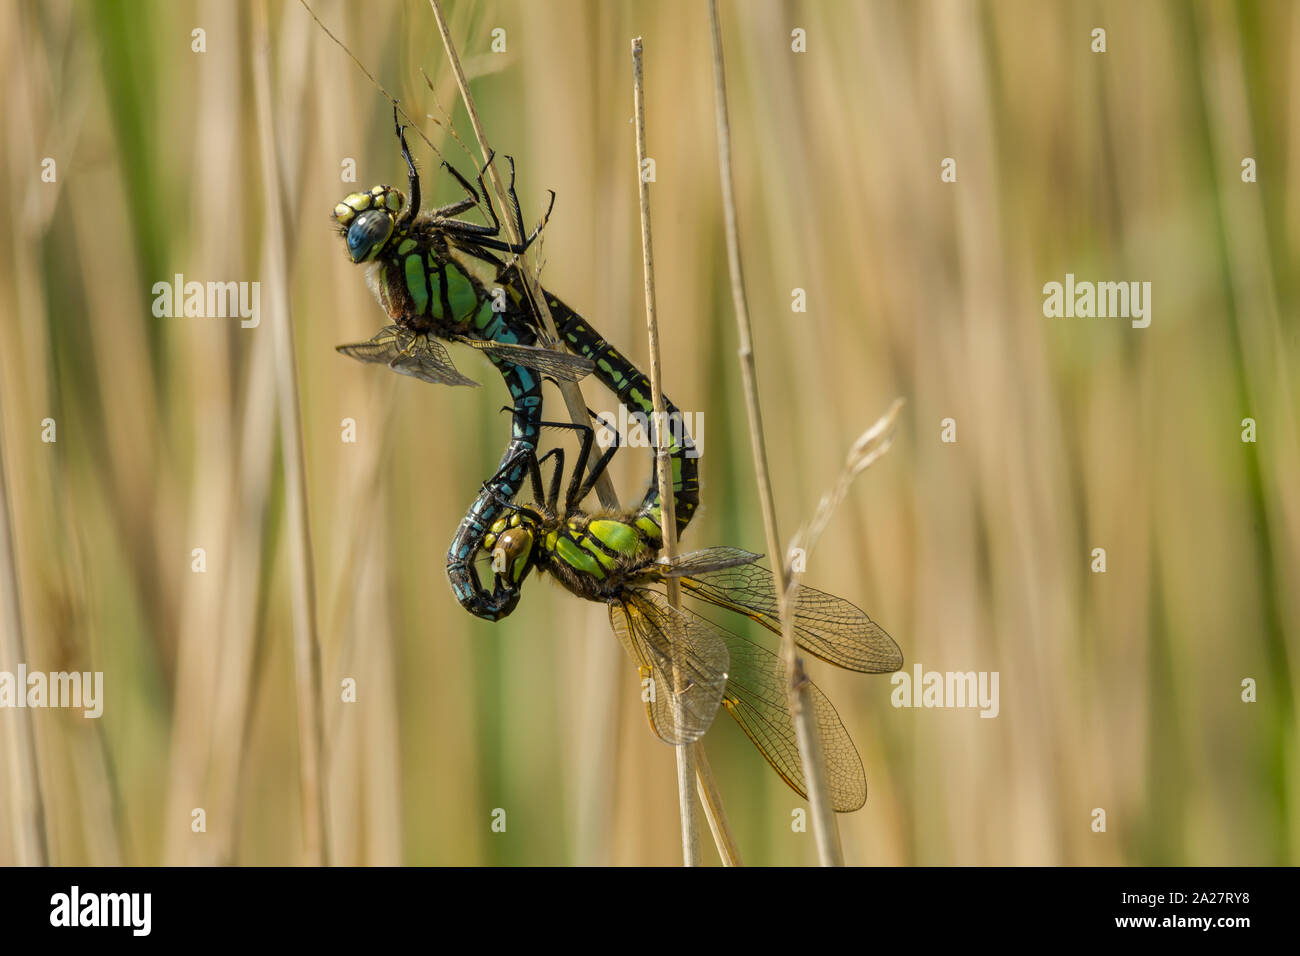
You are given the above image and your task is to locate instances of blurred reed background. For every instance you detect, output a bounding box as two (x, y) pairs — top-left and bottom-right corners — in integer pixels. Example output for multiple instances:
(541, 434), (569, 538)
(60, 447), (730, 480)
(1, 0), (1296, 865)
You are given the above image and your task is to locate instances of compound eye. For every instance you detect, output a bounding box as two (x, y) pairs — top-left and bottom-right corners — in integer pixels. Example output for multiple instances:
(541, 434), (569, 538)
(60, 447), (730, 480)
(492, 527), (535, 585)
(345, 209), (394, 262)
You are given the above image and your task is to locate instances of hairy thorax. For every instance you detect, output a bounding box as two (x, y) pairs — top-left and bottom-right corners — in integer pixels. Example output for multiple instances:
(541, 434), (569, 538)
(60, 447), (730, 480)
(373, 226), (501, 334)
(537, 512), (663, 602)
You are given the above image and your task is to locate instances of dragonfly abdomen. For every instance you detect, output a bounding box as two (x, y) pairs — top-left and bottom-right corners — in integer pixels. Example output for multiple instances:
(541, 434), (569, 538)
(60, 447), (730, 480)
(540, 291), (701, 539)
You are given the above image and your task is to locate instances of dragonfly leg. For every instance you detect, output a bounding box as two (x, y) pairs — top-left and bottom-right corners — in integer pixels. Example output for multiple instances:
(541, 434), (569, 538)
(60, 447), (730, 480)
(481, 477), (543, 525)
(535, 419), (588, 511)
(430, 150), (506, 238)
(521, 189), (557, 251)
(534, 446), (566, 514)
(481, 444), (547, 518)
(435, 155), (556, 257)
(498, 155), (557, 254)
(501, 155), (529, 245)
(393, 104), (421, 224)
(481, 481), (523, 515)
(534, 415), (622, 511)
(432, 154), (489, 219)
(469, 151), (499, 230)
(573, 411), (624, 507)
(428, 194), (477, 219)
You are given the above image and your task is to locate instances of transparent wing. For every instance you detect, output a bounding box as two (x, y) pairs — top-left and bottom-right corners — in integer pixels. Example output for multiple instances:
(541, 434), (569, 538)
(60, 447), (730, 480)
(650, 547), (762, 577)
(336, 325), (479, 387)
(609, 589), (730, 746)
(455, 337), (594, 383)
(711, 614), (867, 813)
(678, 563), (903, 674)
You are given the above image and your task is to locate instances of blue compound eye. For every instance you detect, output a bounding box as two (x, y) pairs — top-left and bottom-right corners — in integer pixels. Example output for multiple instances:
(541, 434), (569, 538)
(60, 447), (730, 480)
(346, 209), (393, 262)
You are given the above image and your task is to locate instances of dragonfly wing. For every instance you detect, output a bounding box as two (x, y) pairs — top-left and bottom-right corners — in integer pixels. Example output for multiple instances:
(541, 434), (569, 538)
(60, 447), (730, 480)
(456, 337), (594, 382)
(609, 590), (730, 746)
(336, 326), (479, 387)
(678, 563), (903, 674)
(650, 547), (763, 577)
(390, 335), (480, 386)
(335, 325), (406, 365)
(714, 619), (867, 812)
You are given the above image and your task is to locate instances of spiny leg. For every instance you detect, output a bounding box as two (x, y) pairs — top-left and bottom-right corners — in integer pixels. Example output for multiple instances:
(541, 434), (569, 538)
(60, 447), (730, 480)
(499, 155), (555, 250)
(430, 150), (504, 237)
(393, 105), (420, 223)
(431, 154), (488, 218)
(502, 155), (528, 243)
(449, 202), (555, 255)
(429, 195), (477, 219)
(572, 412), (623, 508)
(535, 419), (591, 513)
(437, 153), (556, 256)
(535, 447), (567, 515)
(535, 414), (622, 512)
(483, 482), (532, 519)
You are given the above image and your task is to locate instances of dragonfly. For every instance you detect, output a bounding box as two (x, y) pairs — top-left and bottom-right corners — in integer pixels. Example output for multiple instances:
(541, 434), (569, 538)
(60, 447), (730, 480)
(479, 417), (902, 811)
(334, 109), (700, 620)
(332, 112), (592, 386)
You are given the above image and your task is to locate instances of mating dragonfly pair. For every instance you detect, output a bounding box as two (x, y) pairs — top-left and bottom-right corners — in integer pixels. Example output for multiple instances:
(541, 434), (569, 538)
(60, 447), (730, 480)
(331, 109), (902, 811)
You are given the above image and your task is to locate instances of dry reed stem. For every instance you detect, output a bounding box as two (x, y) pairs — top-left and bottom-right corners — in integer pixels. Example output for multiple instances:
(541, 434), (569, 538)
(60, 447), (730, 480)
(694, 746), (742, 866)
(427, 0), (634, 868)
(252, 0), (330, 867)
(632, 35), (703, 867)
(427, 0), (620, 513)
(706, 0), (842, 865)
(0, 8), (53, 867)
(0, 408), (49, 865)
(791, 399), (904, 562)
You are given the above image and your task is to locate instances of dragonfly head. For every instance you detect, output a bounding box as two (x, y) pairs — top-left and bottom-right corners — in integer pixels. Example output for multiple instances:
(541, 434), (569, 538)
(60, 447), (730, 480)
(332, 185), (406, 263)
(483, 513), (540, 589)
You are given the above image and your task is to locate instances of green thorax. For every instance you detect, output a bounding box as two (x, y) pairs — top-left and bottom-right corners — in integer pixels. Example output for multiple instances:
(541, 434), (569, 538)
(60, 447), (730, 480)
(548, 513), (663, 596)
(485, 510), (665, 597)
(375, 224), (520, 336)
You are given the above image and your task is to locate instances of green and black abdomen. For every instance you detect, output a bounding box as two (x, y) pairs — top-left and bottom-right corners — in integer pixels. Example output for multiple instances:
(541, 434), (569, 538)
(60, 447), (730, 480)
(378, 231), (547, 620)
(541, 292), (700, 541)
